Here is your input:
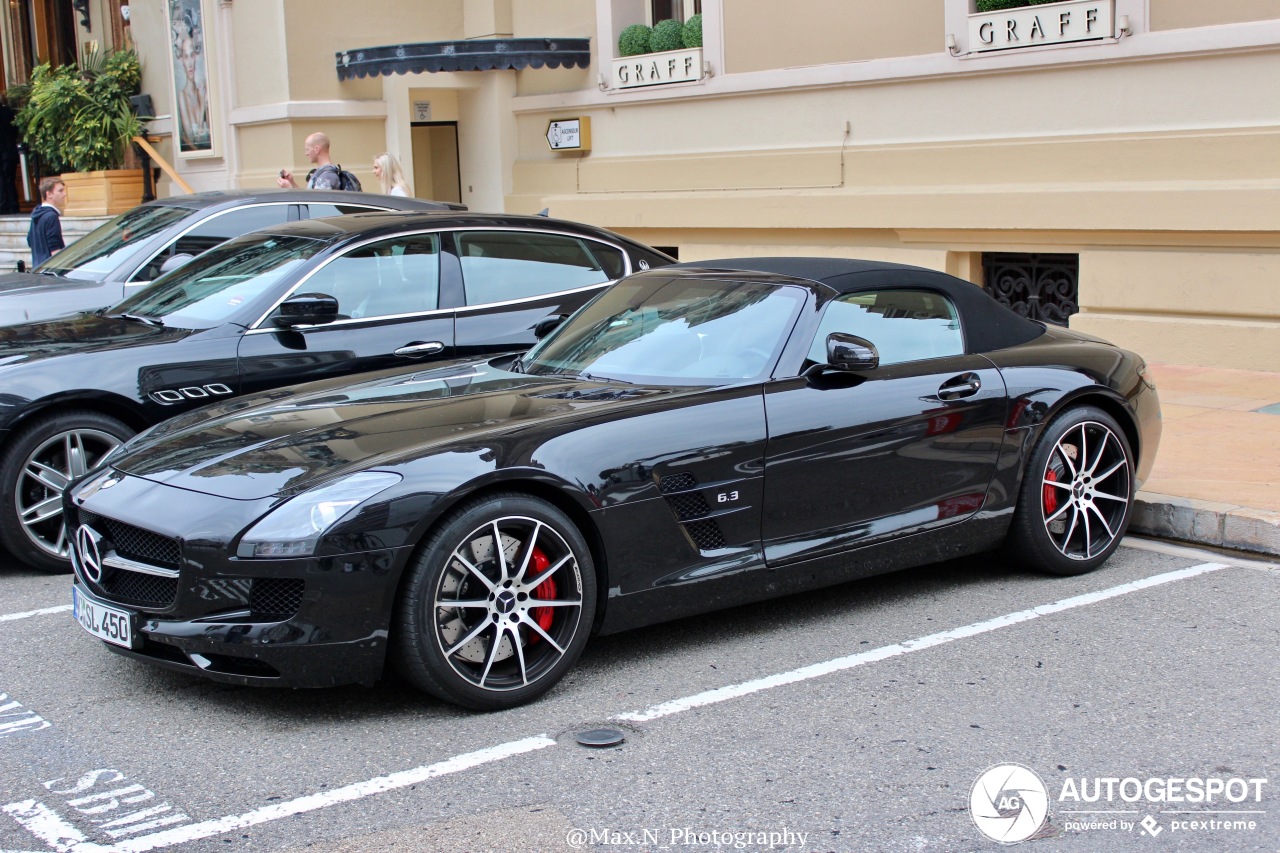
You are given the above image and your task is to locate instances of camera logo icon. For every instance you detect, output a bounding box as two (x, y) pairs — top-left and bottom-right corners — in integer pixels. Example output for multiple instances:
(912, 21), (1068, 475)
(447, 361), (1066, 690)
(970, 763), (1050, 844)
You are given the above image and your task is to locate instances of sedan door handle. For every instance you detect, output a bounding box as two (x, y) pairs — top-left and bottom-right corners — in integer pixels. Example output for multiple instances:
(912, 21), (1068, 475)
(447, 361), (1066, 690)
(393, 341), (445, 358)
(937, 373), (981, 400)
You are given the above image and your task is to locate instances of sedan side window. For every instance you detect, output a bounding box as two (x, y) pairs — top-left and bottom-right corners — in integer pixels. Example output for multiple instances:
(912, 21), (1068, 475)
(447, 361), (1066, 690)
(457, 231), (618, 306)
(287, 233), (441, 321)
(304, 203), (387, 218)
(808, 289), (964, 366)
(132, 205), (292, 282)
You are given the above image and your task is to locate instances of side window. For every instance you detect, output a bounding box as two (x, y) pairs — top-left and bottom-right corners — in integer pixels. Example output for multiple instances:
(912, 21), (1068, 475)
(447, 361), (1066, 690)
(304, 203), (385, 218)
(456, 231), (614, 306)
(808, 289), (964, 366)
(289, 233), (440, 321)
(132, 205), (291, 282)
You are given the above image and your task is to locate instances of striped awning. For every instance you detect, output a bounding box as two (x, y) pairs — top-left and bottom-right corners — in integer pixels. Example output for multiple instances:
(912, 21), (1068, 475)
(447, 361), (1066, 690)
(336, 38), (590, 80)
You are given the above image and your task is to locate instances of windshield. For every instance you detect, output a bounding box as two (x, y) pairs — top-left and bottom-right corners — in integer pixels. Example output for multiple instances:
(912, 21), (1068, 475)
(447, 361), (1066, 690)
(523, 276), (806, 385)
(39, 204), (189, 280)
(110, 234), (325, 329)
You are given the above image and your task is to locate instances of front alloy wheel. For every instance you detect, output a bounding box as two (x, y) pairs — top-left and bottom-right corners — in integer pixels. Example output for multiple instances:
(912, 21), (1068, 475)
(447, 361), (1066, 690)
(396, 494), (595, 709)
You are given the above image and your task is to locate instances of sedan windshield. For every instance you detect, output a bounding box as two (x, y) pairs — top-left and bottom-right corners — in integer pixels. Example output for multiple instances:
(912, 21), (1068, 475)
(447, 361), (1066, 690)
(39, 204), (189, 280)
(523, 276), (806, 385)
(109, 234), (325, 329)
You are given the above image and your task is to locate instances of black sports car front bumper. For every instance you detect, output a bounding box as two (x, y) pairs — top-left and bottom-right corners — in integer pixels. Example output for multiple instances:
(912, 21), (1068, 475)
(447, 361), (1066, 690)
(65, 471), (415, 688)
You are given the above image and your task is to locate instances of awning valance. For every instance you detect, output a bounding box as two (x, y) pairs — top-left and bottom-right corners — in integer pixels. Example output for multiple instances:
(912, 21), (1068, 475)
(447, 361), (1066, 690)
(336, 38), (591, 80)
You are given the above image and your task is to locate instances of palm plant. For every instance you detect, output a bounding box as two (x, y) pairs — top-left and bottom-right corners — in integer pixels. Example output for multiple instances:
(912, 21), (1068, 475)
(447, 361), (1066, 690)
(15, 48), (145, 174)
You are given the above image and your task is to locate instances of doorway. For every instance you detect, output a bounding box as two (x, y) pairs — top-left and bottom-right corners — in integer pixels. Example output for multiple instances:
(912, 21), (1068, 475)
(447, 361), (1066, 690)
(410, 122), (461, 205)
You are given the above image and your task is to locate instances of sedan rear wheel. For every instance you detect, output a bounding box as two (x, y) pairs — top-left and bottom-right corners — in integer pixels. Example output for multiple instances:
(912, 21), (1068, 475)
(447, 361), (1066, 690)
(0, 411), (133, 573)
(395, 493), (596, 710)
(1007, 406), (1134, 576)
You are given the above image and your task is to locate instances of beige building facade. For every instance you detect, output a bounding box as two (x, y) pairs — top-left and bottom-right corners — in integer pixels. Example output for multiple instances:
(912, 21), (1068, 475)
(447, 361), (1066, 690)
(7, 0), (1278, 369)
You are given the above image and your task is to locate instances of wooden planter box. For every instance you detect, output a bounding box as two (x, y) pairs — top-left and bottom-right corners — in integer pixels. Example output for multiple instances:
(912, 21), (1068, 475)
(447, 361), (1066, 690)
(59, 170), (144, 217)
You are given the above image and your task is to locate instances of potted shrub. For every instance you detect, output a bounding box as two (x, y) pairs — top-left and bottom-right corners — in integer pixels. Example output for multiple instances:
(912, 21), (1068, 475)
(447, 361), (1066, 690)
(619, 24), (653, 57)
(975, 0), (1062, 9)
(650, 18), (685, 53)
(15, 48), (146, 216)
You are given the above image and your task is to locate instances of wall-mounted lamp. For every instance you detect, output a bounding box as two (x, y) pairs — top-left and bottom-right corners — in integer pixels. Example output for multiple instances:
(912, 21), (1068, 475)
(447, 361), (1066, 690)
(1117, 15), (1132, 37)
(71, 0), (90, 29)
(945, 33), (960, 56)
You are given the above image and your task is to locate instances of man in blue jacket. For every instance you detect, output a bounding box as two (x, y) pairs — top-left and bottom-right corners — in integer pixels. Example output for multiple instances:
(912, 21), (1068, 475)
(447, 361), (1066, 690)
(27, 177), (66, 267)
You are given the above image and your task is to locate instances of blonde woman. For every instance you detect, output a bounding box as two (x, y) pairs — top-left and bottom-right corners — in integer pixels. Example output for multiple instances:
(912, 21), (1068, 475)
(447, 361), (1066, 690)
(373, 153), (411, 197)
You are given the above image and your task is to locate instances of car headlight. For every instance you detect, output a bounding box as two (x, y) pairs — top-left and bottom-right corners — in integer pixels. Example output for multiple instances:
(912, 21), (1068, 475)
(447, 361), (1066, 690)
(237, 471), (402, 558)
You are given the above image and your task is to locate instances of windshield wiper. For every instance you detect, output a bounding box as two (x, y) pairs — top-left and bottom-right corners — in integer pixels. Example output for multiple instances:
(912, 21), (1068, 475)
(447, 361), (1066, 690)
(552, 370), (635, 385)
(37, 268), (62, 277)
(106, 312), (164, 327)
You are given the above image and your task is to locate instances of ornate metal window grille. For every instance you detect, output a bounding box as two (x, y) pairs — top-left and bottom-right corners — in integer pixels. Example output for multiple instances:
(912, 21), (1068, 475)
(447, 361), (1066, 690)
(982, 253), (1080, 326)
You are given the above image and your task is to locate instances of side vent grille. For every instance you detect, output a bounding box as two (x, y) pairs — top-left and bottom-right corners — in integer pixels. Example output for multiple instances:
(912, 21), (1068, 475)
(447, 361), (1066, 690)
(660, 472), (698, 493)
(657, 472), (727, 552)
(684, 519), (727, 550)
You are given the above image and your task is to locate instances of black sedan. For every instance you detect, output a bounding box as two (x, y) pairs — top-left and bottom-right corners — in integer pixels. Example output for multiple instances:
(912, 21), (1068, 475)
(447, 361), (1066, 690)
(0, 212), (673, 571)
(66, 258), (1160, 710)
(0, 189), (461, 327)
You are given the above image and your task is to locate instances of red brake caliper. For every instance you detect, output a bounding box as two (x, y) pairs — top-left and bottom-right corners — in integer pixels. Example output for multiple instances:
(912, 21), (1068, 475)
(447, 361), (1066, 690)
(1043, 466), (1060, 515)
(528, 546), (556, 641)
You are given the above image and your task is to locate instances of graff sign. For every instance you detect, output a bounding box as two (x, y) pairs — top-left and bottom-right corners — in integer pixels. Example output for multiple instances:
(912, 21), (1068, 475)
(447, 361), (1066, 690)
(968, 0), (1114, 52)
(611, 48), (703, 89)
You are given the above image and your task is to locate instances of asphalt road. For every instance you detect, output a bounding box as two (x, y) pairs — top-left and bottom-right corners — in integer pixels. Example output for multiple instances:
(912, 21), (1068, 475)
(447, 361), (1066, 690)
(1, 539), (1276, 853)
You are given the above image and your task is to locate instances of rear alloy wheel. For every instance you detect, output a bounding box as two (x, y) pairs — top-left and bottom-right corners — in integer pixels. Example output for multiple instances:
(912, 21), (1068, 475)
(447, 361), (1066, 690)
(0, 411), (133, 573)
(1008, 406), (1134, 576)
(395, 494), (596, 710)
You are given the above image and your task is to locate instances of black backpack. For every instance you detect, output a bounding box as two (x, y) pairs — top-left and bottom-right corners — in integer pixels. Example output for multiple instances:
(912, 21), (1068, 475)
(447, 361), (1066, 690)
(334, 164), (362, 192)
(309, 163), (362, 192)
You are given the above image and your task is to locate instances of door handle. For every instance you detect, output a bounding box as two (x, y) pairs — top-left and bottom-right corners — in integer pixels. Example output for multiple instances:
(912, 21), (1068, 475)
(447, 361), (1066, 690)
(393, 341), (445, 358)
(937, 373), (981, 400)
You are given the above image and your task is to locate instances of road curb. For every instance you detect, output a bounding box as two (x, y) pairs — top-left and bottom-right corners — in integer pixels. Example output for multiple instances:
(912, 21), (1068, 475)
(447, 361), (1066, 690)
(1132, 491), (1280, 557)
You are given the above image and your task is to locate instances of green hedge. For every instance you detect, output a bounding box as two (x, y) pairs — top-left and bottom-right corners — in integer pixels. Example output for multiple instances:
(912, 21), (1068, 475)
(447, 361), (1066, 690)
(650, 18), (684, 52)
(619, 24), (652, 57)
(976, 0), (1062, 11)
(683, 14), (703, 49)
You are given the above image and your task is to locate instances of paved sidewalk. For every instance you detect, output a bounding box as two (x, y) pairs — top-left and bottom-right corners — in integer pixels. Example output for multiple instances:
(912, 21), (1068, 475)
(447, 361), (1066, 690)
(1130, 362), (1280, 557)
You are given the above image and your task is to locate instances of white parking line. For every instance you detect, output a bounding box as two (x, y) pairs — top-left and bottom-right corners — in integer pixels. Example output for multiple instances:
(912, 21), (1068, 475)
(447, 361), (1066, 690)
(0, 561), (1232, 853)
(109, 736), (556, 853)
(613, 561), (1230, 722)
(0, 606), (71, 624)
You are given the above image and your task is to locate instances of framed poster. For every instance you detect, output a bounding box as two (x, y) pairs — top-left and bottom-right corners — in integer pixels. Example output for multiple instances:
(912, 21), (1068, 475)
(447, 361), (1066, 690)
(168, 0), (216, 157)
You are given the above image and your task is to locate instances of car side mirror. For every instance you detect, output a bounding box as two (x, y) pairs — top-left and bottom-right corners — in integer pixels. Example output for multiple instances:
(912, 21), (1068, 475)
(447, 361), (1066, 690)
(15, 259), (25, 273)
(533, 313), (568, 340)
(826, 333), (879, 371)
(273, 292), (340, 328)
(159, 253), (194, 274)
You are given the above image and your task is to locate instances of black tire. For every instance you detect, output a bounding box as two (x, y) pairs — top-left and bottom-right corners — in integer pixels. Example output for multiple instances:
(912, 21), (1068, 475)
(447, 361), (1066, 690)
(394, 493), (597, 710)
(0, 410), (134, 574)
(1006, 405), (1134, 576)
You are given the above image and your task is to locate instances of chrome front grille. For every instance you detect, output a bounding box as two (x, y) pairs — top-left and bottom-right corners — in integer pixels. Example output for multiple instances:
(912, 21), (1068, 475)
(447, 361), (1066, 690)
(102, 570), (179, 608)
(85, 512), (182, 568)
(75, 510), (181, 610)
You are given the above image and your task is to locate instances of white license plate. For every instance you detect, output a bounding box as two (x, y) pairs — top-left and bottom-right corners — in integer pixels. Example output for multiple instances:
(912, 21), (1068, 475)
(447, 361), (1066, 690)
(72, 586), (135, 649)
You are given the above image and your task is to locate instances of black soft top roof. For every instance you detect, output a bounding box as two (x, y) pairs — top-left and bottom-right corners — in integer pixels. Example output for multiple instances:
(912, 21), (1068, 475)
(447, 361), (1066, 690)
(670, 256), (1044, 354)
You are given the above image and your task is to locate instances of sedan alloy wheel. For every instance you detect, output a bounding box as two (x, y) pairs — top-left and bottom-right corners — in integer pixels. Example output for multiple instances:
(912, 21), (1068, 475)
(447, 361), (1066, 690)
(0, 411), (132, 573)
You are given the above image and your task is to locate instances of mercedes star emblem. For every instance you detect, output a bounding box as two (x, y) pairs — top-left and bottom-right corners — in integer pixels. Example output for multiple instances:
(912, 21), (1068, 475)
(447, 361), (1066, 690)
(76, 524), (105, 583)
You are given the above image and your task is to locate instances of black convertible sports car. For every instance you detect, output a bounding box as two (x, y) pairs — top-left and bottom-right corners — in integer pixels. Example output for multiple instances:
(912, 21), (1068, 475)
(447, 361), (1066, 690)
(66, 258), (1160, 710)
(0, 212), (672, 571)
(0, 190), (459, 327)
